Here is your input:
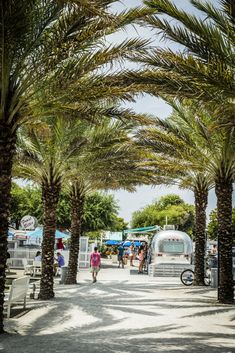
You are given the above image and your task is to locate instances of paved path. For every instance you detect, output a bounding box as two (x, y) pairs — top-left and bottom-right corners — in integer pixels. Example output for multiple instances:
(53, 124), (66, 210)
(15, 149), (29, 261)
(1, 260), (235, 353)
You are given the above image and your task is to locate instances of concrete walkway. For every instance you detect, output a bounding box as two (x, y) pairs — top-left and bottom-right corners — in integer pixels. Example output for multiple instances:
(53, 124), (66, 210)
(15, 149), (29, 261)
(1, 260), (235, 353)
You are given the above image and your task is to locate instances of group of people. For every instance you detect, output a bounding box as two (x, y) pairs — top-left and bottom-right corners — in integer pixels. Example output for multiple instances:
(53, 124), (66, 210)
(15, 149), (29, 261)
(89, 242), (150, 284)
(117, 242), (149, 274)
(34, 250), (65, 275)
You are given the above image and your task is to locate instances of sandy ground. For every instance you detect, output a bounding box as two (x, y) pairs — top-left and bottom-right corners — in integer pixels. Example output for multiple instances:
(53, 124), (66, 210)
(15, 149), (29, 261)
(1, 259), (235, 353)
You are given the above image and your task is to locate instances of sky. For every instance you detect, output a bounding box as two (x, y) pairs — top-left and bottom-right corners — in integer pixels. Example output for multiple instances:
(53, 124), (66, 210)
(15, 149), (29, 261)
(107, 0), (235, 225)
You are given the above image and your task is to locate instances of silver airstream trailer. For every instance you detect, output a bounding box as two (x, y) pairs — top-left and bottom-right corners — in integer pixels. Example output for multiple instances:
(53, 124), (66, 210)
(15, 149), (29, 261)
(150, 229), (193, 265)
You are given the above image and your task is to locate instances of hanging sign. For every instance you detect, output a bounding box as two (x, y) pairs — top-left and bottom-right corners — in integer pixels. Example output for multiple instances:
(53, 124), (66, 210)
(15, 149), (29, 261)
(20, 215), (37, 230)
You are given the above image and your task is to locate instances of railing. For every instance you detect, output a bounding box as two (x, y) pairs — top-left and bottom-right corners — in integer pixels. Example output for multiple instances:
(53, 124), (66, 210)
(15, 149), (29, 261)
(8, 249), (38, 268)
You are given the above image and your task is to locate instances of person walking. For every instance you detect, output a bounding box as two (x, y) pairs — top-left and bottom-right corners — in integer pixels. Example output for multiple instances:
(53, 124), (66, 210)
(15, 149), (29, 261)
(117, 243), (125, 268)
(90, 246), (101, 283)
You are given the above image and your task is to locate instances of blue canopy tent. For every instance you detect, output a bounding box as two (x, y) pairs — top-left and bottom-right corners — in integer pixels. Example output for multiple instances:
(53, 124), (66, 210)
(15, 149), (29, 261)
(105, 240), (120, 246)
(27, 228), (69, 239)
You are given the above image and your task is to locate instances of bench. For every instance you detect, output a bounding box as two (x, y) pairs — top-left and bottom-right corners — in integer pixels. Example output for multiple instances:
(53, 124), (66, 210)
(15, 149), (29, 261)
(4, 276), (30, 318)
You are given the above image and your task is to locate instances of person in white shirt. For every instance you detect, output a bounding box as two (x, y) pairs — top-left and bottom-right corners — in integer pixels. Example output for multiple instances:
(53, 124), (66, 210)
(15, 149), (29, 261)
(34, 251), (41, 261)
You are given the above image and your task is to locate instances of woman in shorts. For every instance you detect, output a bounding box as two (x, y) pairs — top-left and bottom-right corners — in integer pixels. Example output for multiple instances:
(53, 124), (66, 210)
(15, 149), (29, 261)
(138, 246), (145, 274)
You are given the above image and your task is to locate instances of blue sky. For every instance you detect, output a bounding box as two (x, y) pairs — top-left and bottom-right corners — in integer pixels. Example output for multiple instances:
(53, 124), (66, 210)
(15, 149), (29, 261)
(108, 0), (234, 224)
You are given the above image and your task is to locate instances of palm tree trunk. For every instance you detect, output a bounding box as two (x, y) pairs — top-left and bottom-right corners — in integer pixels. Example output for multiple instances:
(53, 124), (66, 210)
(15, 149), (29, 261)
(39, 182), (60, 300)
(0, 124), (16, 333)
(215, 175), (234, 304)
(193, 182), (208, 286)
(65, 184), (84, 284)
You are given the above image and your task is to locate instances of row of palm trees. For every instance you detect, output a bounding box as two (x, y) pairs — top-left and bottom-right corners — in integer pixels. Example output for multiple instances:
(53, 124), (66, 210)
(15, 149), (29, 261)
(0, 0), (155, 332)
(131, 0), (234, 303)
(136, 101), (234, 302)
(0, 0), (234, 333)
(16, 118), (152, 298)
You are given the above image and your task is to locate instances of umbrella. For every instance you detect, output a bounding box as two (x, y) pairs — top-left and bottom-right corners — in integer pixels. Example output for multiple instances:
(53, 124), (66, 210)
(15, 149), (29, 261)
(27, 228), (69, 239)
(105, 240), (120, 246)
(122, 241), (142, 247)
(122, 241), (132, 247)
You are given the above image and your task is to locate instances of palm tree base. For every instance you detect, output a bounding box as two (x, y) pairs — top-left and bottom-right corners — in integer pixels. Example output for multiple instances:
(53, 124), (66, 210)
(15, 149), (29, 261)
(38, 291), (55, 300)
(64, 278), (77, 285)
(218, 298), (234, 305)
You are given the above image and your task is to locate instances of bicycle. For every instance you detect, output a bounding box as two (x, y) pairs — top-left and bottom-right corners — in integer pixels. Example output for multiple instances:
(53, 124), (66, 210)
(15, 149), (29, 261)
(180, 267), (211, 286)
(180, 254), (217, 286)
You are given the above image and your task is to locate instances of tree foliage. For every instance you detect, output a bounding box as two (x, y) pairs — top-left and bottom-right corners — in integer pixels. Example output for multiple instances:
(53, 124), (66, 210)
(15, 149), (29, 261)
(10, 183), (43, 228)
(131, 194), (194, 234)
(207, 208), (235, 242)
(10, 184), (124, 233)
(82, 193), (120, 232)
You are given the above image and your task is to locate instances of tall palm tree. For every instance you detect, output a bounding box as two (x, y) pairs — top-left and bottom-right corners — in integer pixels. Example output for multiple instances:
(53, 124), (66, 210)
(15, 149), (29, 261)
(136, 111), (211, 285)
(0, 0), (154, 332)
(137, 102), (235, 302)
(65, 119), (156, 284)
(15, 118), (88, 299)
(121, 0), (235, 303)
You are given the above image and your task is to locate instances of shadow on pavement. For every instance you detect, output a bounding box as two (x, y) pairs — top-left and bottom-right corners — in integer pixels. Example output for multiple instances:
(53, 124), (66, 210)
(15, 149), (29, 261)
(1, 277), (234, 353)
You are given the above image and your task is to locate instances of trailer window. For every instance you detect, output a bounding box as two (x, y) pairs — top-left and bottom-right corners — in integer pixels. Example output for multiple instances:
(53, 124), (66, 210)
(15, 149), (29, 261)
(160, 241), (184, 253)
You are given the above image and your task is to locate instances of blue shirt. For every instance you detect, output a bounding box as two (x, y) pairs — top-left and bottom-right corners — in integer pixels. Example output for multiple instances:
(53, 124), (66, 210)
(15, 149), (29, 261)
(118, 246), (124, 256)
(57, 255), (65, 267)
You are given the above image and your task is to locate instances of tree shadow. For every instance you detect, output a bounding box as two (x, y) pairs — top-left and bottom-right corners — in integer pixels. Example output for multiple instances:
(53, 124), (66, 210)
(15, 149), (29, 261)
(1, 278), (234, 353)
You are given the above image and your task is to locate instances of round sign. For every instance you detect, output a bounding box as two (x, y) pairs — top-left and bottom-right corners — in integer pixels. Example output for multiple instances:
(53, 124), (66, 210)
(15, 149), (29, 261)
(20, 215), (37, 230)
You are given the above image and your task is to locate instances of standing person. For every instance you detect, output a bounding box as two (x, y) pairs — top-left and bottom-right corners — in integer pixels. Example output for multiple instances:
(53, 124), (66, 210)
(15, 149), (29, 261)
(34, 251), (41, 261)
(211, 244), (217, 255)
(57, 238), (65, 250)
(138, 245), (144, 274)
(117, 243), (125, 268)
(54, 252), (65, 276)
(143, 243), (148, 272)
(57, 252), (65, 267)
(90, 246), (101, 283)
(129, 244), (134, 267)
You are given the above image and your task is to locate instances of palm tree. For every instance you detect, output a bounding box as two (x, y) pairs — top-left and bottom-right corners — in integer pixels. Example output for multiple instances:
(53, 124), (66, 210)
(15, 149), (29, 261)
(15, 118), (88, 299)
(135, 111), (211, 285)
(0, 0), (155, 332)
(65, 119), (156, 284)
(65, 180), (85, 285)
(120, 0), (235, 303)
(127, 0), (235, 116)
(137, 102), (235, 302)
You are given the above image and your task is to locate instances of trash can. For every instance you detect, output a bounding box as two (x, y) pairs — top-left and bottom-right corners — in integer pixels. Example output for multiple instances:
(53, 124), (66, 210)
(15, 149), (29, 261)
(210, 268), (218, 288)
(60, 266), (68, 284)
(112, 255), (117, 264)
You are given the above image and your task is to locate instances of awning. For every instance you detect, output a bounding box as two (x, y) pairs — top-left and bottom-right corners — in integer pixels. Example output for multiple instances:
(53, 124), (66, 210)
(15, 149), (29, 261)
(123, 225), (160, 234)
(27, 228), (69, 239)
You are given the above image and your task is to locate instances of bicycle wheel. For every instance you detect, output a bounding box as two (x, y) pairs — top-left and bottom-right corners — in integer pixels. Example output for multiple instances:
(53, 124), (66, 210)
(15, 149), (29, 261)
(180, 269), (194, 286)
